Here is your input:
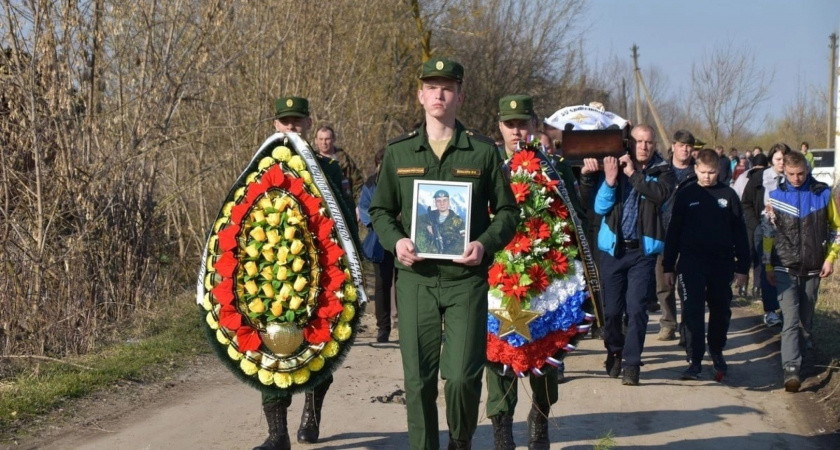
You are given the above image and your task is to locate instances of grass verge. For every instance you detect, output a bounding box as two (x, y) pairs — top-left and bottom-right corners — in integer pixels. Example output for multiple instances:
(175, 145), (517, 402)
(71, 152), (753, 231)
(0, 293), (208, 434)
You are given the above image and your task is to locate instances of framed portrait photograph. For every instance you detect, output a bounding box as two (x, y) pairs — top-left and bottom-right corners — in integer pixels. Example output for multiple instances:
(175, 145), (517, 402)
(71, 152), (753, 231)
(410, 180), (472, 260)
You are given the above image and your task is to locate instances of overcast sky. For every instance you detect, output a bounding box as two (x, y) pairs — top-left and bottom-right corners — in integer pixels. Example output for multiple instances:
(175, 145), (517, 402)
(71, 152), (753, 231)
(581, 0), (840, 130)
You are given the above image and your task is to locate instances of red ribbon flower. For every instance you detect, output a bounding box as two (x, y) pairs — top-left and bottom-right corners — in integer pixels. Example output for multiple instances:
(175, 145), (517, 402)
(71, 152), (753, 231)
(510, 182), (530, 204)
(524, 217), (551, 241)
(504, 233), (532, 255)
(545, 249), (569, 275)
(219, 303), (243, 330)
(510, 150), (541, 174)
(236, 326), (262, 352)
(500, 273), (529, 301)
(304, 318), (332, 344)
(527, 264), (549, 293)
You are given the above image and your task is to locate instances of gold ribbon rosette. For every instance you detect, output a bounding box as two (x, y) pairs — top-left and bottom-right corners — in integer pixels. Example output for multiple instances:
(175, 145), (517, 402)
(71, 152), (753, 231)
(196, 133), (366, 393)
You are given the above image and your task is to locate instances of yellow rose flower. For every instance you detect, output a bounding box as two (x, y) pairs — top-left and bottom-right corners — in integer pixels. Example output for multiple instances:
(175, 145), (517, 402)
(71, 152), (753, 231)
(290, 239), (304, 255)
(293, 275), (308, 292)
(266, 229), (281, 245)
(340, 304), (355, 322)
(292, 368), (310, 385)
(287, 210), (302, 225)
(344, 269), (352, 282)
(284, 226), (296, 241)
(270, 300), (283, 317)
(291, 257), (305, 273)
(274, 372), (293, 388)
(246, 173), (258, 184)
(233, 187), (246, 202)
(258, 156), (275, 170)
(251, 210), (266, 223)
(206, 312), (219, 330)
(244, 261), (259, 277)
(275, 265), (288, 281)
(244, 280), (259, 296)
(289, 295), (304, 310)
(344, 284), (357, 301)
(258, 369), (275, 385)
(274, 195), (291, 212)
(277, 283), (292, 301)
(276, 246), (289, 265)
(250, 227), (267, 242)
(262, 247), (276, 263)
(288, 155), (306, 172)
(258, 266), (272, 281)
(227, 345), (243, 361)
(266, 212), (281, 227)
(300, 170), (313, 185)
(248, 298), (265, 314)
(311, 185), (321, 197)
(245, 243), (260, 259)
(322, 340), (339, 358)
(240, 358), (258, 375)
(272, 146), (292, 162)
(258, 197), (273, 210)
(308, 356), (325, 372)
(261, 283), (274, 298)
(333, 322), (352, 341)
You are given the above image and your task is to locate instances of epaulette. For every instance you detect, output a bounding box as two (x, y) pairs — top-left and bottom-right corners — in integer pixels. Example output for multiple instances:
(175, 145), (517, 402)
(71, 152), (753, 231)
(465, 129), (495, 146)
(387, 129), (419, 146)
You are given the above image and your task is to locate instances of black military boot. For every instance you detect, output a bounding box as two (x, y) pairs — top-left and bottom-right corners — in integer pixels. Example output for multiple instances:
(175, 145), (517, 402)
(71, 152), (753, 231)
(297, 391), (326, 444)
(447, 434), (472, 450)
(253, 398), (292, 450)
(491, 414), (515, 450)
(527, 403), (550, 450)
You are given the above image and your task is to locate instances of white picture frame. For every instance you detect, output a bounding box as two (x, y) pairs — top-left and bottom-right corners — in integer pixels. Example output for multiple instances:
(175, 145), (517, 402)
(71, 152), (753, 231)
(410, 180), (472, 260)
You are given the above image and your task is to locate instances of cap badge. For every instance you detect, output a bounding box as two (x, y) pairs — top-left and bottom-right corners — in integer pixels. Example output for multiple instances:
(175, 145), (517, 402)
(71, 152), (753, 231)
(286, 99), (293, 107)
(435, 61), (444, 70)
(510, 100), (517, 109)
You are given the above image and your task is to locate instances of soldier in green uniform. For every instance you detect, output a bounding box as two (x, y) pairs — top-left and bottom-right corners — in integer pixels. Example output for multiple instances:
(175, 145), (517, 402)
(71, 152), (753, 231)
(254, 96), (358, 450)
(487, 95), (587, 450)
(415, 189), (466, 255)
(369, 58), (519, 450)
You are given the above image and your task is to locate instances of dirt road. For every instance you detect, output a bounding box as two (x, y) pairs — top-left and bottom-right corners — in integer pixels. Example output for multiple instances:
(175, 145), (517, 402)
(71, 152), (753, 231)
(10, 305), (840, 449)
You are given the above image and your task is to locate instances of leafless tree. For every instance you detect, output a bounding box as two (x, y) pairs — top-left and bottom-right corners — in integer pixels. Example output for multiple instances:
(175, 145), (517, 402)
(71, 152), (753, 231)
(691, 41), (773, 147)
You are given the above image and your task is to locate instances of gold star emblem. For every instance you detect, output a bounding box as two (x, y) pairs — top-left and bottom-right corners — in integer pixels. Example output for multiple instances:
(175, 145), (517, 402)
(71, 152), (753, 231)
(510, 100), (517, 109)
(436, 61), (444, 70)
(490, 300), (541, 341)
(286, 99), (293, 107)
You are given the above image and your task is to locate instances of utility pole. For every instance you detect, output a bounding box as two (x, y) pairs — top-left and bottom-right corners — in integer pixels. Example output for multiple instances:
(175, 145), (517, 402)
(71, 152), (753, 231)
(829, 33), (837, 149)
(632, 45), (641, 124)
(620, 77), (628, 119)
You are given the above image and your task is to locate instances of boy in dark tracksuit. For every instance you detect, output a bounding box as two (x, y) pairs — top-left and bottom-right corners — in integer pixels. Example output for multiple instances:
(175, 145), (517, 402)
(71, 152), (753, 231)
(662, 149), (750, 381)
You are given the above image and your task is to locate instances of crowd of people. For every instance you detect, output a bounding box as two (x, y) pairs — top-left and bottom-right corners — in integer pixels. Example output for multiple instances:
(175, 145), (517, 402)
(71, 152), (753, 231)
(249, 57), (839, 450)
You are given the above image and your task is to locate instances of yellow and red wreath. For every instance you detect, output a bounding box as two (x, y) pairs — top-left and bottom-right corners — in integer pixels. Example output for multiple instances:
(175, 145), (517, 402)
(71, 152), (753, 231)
(197, 133), (365, 393)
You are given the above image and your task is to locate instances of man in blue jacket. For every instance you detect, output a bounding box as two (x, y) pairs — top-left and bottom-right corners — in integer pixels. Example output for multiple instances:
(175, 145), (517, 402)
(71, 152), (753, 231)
(580, 124), (675, 385)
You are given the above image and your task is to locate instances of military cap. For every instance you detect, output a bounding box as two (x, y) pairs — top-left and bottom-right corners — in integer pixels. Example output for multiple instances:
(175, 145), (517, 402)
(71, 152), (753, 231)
(419, 58), (464, 82)
(498, 95), (534, 122)
(433, 190), (450, 199)
(274, 96), (310, 119)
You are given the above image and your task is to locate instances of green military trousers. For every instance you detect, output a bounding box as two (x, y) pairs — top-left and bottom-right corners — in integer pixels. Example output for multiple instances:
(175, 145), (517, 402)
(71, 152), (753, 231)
(485, 366), (558, 417)
(396, 274), (489, 450)
(262, 374), (332, 404)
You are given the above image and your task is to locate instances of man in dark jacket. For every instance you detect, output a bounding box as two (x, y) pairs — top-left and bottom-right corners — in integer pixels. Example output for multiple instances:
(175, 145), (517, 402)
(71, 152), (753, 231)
(663, 149), (750, 381)
(580, 124), (675, 386)
(652, 129), (697, 341)
(764, 151), (840, 392)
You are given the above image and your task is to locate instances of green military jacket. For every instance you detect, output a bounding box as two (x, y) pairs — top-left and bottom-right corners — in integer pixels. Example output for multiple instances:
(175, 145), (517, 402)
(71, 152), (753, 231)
(415, 208), (466, 255)
(369, 121), (519, 284)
